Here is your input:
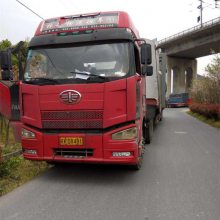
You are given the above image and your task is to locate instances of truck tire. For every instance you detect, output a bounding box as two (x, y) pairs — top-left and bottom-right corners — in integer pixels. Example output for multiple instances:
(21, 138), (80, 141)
(145, 119), (153, 144)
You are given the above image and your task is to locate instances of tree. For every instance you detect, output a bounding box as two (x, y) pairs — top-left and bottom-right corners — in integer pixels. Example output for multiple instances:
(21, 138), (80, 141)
(205, 55), (220, 89)
(190, 55), (220, 119)
(0, 39), (29, 80)
(0, 39), (12, 50)
(190, 55), (220, 104)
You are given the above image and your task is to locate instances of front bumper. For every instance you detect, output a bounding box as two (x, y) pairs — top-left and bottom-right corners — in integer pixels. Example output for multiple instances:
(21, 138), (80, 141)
(21, 124), (139, 165)
(167, 102), (187, 107)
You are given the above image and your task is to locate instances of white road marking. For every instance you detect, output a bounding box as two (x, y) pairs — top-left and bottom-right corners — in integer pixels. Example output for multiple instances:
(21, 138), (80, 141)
(174, 131), (187, 134)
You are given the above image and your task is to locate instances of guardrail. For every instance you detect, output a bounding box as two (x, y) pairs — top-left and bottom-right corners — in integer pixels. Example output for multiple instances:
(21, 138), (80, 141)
(158, 16), (220, 45)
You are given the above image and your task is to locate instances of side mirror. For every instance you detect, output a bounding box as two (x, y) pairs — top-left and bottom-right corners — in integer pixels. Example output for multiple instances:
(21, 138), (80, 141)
(1, 70), (12, 80)
(0, 50), (12, 70)
(0, 50), (12, 80)
(141, 43), (152, 65)
(142, 65), (153, 76)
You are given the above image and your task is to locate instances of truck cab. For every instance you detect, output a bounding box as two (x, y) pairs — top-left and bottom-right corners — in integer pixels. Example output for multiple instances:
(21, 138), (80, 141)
(0, 11), (153, 169)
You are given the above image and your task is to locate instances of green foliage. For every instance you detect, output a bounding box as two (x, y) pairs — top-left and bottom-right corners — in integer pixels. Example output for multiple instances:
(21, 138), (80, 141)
(20, 40), (29, 63)
(11, 40), (29, 65)
(0, 39), (29, 79)
(188, 111), (220, 129)
(190, 55), (220, 104)
(0, 39), (12, 50)
(0, 39), (28, 56)
(205, 56), (220, 82)
(0, 156), (49, 196)
(0, 157), (22, 177)
(0, 39), (18, 67)
(190, 55), (220, 120)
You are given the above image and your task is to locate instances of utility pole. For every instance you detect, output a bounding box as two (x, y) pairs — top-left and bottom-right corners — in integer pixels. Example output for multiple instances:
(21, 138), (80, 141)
(197, 0), (203, 27)
(215, 0), (220, 8)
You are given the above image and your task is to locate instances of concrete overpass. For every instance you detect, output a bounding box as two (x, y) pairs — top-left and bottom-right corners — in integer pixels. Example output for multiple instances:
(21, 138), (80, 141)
(157, 16), (220, 96)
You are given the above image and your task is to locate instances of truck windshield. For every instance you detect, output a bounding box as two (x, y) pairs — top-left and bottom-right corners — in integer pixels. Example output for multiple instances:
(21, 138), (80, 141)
(24, 42), (131, 84)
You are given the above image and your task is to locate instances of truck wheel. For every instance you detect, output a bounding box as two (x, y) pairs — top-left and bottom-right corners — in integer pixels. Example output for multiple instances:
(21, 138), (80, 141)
(145, 119), (153, 144)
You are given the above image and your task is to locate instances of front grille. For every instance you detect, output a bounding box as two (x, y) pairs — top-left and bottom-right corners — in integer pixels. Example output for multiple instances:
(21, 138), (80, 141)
(41, 111), (103, 120)
(42, 120), (102, 129)
(54, 148), (93, 158)
(41, 110), (103, 129)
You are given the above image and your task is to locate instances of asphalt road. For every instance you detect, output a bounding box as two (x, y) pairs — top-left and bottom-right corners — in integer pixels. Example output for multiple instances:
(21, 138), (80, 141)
(0, 108), (219, 220)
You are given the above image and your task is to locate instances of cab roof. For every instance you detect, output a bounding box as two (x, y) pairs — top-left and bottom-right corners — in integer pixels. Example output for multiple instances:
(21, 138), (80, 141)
(35, 11), (140, 39)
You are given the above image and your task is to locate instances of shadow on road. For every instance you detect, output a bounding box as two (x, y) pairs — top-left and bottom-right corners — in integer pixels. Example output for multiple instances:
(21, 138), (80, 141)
(39, 163), (141, 187)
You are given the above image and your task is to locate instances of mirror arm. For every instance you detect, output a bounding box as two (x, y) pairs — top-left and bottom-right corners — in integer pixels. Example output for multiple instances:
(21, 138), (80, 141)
(18, 51), (24, 81)
(13, 41), (25, 81)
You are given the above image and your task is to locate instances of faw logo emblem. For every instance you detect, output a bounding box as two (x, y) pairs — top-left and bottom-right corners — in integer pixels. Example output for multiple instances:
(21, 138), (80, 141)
(59, 90), (81, 104)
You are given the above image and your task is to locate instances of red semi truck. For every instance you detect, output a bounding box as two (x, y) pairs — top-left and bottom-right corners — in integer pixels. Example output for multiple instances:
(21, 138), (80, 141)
(0, 11), (165, 169)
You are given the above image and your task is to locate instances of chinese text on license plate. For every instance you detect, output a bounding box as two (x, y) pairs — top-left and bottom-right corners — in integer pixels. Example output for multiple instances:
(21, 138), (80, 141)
(59, 137), (83, 146)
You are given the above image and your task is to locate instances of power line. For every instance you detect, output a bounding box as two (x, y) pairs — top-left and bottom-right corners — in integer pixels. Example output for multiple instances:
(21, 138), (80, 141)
(196, 0), (219, 26)
(202, 0), (220, 9)
(16, 0), (44, 20)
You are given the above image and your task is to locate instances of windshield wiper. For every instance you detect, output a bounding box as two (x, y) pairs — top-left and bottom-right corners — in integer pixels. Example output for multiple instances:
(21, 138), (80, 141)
(70, 71), (108, 81)
(24, 77), (59, 85)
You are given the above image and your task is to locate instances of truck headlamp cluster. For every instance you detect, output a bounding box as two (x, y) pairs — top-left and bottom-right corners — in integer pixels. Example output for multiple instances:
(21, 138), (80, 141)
(21, 128), (36, 139)
(112, 127), (137, 140)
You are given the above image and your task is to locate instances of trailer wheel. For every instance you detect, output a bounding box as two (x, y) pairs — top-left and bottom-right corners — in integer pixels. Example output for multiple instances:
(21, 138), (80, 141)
(145, 119), (153, 144)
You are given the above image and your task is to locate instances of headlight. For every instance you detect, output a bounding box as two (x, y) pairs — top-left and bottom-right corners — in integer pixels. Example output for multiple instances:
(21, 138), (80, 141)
(21, 128), (36, 139)
(112, 127), (137, 140)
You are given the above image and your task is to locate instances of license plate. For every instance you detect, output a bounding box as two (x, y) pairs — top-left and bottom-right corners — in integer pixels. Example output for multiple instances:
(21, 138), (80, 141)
(59, 137), (84, 146)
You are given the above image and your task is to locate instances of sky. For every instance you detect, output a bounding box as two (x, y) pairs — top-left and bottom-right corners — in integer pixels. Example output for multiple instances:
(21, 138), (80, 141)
(0, 0), (220, 74)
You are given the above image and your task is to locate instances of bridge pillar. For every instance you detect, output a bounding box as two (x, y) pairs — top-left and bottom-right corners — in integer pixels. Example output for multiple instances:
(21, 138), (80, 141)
(166, 57), (197, 96)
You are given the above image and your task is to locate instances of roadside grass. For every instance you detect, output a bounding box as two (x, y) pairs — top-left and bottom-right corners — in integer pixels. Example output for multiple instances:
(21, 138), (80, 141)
(0, 156), (49, 196)
(1, 143), (21, 155)
(0, 125), (15, 145)
(0, 117), (50, 196)
(187, 111), (220, 129)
